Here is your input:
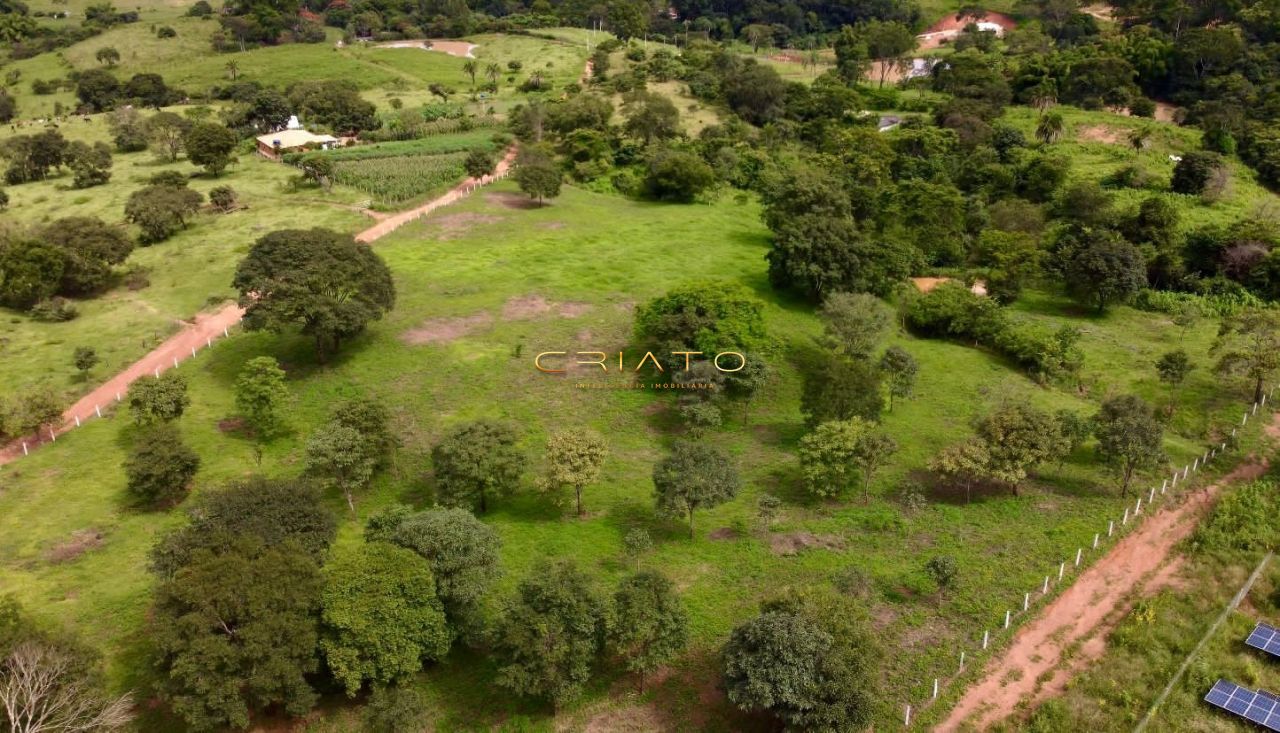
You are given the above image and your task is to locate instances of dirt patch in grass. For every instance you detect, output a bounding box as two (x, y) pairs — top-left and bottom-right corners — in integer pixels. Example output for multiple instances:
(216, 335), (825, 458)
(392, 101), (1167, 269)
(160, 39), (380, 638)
(501, 295), (593, 320)
(768, 531), (845, 556)
(540, 221), (566, 230)
(485, 191), (541, 210)
(1077, 124), (1124, 144)
(217, 417), (246, 434)
(400, 312), (493, 345)
(431, 212), (503, 240)
(578, 703), (664, 733)
(47, 528), (105, 564)
(709, 527), (740, 541)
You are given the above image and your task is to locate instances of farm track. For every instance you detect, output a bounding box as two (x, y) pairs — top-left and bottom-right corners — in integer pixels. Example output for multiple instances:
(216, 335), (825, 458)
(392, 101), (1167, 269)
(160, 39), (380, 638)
(936, 411), (1280, 731)
(0, 142), (521, 467)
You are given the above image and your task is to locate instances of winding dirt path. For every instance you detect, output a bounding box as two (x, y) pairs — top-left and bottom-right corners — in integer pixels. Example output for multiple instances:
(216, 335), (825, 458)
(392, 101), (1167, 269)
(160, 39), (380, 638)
(937, 413), (1279, 731)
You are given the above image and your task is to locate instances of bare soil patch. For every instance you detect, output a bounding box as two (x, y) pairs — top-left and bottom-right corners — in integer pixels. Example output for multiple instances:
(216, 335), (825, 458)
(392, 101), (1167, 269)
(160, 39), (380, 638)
(768, 531), (845, 556)
(430, 212), (503, 240)
(217, 417), (246, 434)
(501, 295), (593, 320)
(938, 420), (1276, 731)
(400, 312), (493, 345)
(376, 39), (477, 58)
(485, 191), (541, 210)
(47, 528), (105, 564)
(709, 527), (740, 541)
(1078, 124), (1124, 144)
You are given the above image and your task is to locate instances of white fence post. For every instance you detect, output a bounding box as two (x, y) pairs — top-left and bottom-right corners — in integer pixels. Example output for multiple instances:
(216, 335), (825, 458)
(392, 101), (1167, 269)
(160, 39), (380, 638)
(22, 442), (28, 455)
(1149, 488), (1155, 503)
(933, 679), (939, 699)
(95, 405), (101, 418)
(1024, 592), (1029, 611)
(74, 415), (80, 427)
(1058, 562), (1065, 580)
(1123, 508), (1129, 525)
(1108, 520), (1114, 537)
(1004, 610), (1010, 629)
(1043, 575), (1049, 593)
(1135, 497), (1142, 515)
(905, 705), (911, 727)
(1093, 533), (1099, 549)
(153, 368), (160, 378)
(1075, 548), (1082, 566)
(959, 651), (965, 671)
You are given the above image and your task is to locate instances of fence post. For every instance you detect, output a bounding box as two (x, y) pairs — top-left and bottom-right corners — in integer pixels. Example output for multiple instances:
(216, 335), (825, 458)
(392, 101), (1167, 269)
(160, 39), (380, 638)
(1161, 479), (1167, 494)
(153, 368), (160, 378)
(983, 630), (989, 649)
(905, 705), (911, 727)
(224, 326), (229, 337)
(1093, 533), (1099, 549)
(172, 357), (178, 369)
(95, 405), (101, 418)
(1043, 575), (1049, 593)
(933, 679), (939, 699)
(1123, 508), (1129, 525)
(1135, 497), (1142, 515)
(49, 427), (55, 442)
(1004, 610), (1010, 629)
(1108, 520), (1114, 537)
(207, 338), (212, 348)
(1076, 548), (1083, 566)
(191, 347), (197, 358)
(74, 415), (80, 427)
(1244, 412), (1249, 426)
(959, 651), (965, 672)
(22, 442), (28, 455)
(1024, 592), (1029, 611)
(1059, 562), (1065, 580)
(116, 392), (121, 402)
(1149, 488), (1156, 503)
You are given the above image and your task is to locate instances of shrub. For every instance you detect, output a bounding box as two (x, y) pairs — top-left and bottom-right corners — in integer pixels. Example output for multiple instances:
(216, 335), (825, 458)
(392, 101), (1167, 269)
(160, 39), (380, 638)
(124, 423), (200, 507)
(209, 186), (237, 212)
(28, 297), (78, 322)
(1171, 151), (1225, 195)
(1194, 480), (1280, 552)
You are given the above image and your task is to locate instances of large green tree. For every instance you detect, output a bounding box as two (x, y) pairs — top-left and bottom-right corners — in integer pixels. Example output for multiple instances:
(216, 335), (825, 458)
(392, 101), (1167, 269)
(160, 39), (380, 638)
(320, 543), (450, 696)
(818, 292), (890, 359)
(539, 429), (608, 517)
(1093, 395), (1165, 497)
(149, 476), (337, 577)
(234, 356), (289, 438)
(1212, 307), (1280, 403)
(634, 280), (767, 356)
(127, 373), (190, 425)
(152, 536), (324, 732)
(492, 561), (606, 709)
(184, 122), (238, 176)
(431, 420), (525, 513)
(800, 352), (883, 428)
(652, 441), (741, 538)
(607, 571), (689, 690)
(123, 423), (200, 508)
(973, 403), (1062, 495)
(232, 228), (396, 358)
(383, 507), (501, 634)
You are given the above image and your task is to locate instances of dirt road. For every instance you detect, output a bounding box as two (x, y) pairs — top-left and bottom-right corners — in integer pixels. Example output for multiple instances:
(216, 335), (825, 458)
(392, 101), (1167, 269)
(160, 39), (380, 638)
(937, 415), (1278, 731)
(353, 145), (517, 243)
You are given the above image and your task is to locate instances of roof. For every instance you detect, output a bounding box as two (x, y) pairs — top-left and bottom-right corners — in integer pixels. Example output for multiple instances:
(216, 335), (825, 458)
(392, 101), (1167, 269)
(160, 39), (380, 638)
(255, 129), (339, 150)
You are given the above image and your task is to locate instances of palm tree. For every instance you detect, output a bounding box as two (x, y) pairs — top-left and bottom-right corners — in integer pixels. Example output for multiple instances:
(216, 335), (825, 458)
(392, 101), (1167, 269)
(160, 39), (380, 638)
(1129, 126), (1152, 152)
(225, 60), (239, 81)
(485, 62), (501, 89)
(462, 59), (478, 89)
(1036, 111), (1065, 145)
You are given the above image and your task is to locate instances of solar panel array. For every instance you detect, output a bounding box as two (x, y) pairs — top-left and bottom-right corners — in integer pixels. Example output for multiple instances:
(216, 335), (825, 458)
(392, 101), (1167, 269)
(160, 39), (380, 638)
(1248, 623), (1280, 659)
(1205, 679), (1280, 731)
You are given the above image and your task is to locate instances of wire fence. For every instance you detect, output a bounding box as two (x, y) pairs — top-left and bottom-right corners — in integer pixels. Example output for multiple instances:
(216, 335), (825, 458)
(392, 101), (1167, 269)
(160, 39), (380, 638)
(903, 385), (1278, 728)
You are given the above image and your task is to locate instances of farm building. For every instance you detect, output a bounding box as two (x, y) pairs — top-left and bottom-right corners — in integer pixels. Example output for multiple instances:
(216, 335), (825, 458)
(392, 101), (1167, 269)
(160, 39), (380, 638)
(255, 128), (340, 158)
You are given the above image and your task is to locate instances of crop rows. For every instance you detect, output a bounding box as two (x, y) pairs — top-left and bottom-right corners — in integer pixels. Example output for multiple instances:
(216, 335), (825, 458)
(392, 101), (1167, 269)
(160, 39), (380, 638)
(331, 151), (470, 205)
(297, 130), (503, 163)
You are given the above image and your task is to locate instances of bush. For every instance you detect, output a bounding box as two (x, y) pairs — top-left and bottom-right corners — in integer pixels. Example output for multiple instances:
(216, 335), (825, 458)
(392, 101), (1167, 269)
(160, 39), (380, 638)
(209, 186), (237, 211)
(28, 297), (79, 322)
(124, 423), (200, 507)
(1194, 480), (1280, 552)
(1171, 151), (1225, 195)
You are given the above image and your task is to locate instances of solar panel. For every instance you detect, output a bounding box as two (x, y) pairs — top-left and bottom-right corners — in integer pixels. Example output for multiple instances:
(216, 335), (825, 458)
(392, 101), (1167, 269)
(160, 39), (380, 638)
(1204, 679), (1280, 731)
(1247, 622), (1280, 659)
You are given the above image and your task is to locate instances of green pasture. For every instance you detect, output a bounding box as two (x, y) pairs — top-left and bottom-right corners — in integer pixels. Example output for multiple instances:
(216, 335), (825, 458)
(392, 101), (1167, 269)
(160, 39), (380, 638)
(0, 178), (1270, 730)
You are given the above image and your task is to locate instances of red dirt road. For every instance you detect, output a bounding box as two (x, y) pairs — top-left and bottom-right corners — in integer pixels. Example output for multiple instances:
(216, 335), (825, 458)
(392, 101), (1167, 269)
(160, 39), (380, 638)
(937, 418), (1277, 731)
(0, 304), (246, 465)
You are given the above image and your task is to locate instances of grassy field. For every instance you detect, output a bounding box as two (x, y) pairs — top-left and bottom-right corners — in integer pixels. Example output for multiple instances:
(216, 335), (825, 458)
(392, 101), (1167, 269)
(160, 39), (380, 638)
(4, 23), (589, 119)
(0, 174), (1272, 729)
(0, 113), (369, 398)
